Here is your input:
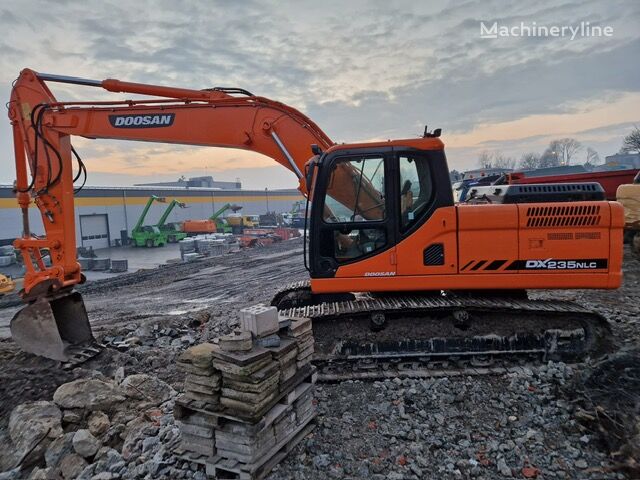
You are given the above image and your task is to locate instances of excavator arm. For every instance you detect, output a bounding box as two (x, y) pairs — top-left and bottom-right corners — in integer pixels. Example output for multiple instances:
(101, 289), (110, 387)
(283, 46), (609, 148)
(9, 68), (333, 297)
(7, 68), (337, 361)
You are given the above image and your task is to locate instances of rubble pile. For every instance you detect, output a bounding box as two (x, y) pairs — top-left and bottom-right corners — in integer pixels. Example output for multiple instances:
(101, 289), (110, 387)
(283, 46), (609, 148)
(1, 373), (194, 480)
(568, 348), (640, 477)
(174, 304), (317, 479)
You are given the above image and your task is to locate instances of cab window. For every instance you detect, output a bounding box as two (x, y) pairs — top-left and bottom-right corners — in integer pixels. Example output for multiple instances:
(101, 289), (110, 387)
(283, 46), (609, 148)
(399, 154), (434, 231)
(323, 156), (385, 223)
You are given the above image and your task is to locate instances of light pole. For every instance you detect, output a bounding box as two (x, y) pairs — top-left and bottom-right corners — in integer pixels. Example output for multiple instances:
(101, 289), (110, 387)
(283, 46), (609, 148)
(265, 187), (269, 213)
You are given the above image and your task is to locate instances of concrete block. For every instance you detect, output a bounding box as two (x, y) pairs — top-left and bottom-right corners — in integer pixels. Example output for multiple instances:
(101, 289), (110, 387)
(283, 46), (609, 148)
(240, 304), (279, 338)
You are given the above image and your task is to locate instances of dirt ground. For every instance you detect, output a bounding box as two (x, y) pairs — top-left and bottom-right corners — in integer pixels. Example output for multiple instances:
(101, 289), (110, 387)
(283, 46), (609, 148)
(0, 240), (638, 479)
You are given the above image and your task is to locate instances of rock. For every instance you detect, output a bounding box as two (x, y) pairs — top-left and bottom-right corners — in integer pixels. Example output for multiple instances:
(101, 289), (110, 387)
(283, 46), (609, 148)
(53, 379), (125, 411)
(88, 412), (111, 436)
(313, 454), (331, 469)
(59, 453), (88, 479)
(114, 367), (125, 385)
(90, 473), (118, 480)
(121, 374), (175, 404)
(574, 459), (588, 469)
(0, 468), (22, 480)
(45, 432), (75, 467)
(142, 436), (159, 452)
(73, 429), (101, 458)
(8, 401), (63, 466)
(62, 408), (84, 424)
(27, 467), (51, 480)
(497, 458), (512, 477)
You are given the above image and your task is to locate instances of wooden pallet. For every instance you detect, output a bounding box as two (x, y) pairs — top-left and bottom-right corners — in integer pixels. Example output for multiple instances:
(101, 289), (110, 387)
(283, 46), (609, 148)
(206, 413), (316, 480)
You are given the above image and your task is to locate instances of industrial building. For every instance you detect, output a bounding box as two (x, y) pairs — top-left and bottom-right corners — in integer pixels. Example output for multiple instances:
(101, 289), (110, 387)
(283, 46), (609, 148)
(135, 175), (242, 190)
(0, 185), (303, 248)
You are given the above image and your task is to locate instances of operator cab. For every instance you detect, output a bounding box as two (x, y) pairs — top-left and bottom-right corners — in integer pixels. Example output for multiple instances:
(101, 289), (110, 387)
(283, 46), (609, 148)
(308, 141), (453, 278)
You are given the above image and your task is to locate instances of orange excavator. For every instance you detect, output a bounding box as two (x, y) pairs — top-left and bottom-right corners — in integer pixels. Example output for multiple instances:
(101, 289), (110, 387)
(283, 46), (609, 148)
(8, 69), (623, 375)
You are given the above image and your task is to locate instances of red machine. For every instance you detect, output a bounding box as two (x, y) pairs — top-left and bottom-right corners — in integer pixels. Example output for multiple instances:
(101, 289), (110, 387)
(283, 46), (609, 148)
(508, 169), (639, 201)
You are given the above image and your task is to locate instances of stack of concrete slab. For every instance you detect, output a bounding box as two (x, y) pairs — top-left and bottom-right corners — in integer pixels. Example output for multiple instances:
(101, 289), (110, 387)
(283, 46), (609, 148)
(179, 238), (196, 260)
(195, 238), (226, 257)
(208, 376), (316, 479)
(91, 257), (111, 271)
(178, 343), (221, 410)
(110, 259), (128, 272)
(77, 257), (94, 270)
(268, 338), (298, 386)
(175, 343), (221, 461)
(213, 347), (280, 422)
(173, 303), (318, 479)
(288, 317), (314, 368)
(183, 252), (200, 263)
(174, 406), (218, 461)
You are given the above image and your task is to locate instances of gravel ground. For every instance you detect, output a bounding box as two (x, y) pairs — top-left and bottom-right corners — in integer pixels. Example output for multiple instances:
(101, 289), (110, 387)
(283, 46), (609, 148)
(0, 241), (637, 479)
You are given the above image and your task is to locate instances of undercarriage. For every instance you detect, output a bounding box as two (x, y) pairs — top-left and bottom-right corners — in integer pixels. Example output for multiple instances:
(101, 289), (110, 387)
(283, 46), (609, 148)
(272, 281), (614, 381)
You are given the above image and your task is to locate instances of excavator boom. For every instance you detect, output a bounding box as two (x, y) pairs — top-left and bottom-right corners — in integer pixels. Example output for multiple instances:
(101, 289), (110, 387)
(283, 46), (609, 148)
(8, 68), (334, 361)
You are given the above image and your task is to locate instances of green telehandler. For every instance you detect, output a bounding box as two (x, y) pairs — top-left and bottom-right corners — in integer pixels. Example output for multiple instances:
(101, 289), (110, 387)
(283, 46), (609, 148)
(131, 195), (167, 247)
(156, 199), (188, 243)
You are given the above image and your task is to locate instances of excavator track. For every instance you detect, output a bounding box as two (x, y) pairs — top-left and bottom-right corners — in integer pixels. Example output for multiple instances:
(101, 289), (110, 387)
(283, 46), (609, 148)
(272, 283), (614, 381)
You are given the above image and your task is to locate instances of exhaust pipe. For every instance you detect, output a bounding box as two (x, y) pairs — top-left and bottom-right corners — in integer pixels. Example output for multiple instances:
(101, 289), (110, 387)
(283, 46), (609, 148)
(10, 291), (95, 362)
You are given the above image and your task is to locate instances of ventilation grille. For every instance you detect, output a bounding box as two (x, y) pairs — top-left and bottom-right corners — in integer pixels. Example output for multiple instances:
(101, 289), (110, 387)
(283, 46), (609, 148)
(546, 231), (602, 241)
(423, 243), (445, 266)
(516, 183), (598, 193)
(576, 232), (601, 240)
(526, 205), (601, 228)
(547, 233), (573, 240)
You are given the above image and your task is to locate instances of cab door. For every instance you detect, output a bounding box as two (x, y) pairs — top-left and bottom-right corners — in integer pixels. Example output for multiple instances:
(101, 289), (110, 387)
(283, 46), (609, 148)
(309, 150), (397, 279)
(393, 150), (458, 276)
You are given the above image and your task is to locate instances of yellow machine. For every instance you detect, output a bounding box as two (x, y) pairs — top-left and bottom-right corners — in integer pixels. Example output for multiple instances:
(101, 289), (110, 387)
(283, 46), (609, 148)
(617, 177), (640, 258)
(227, 214), (259, 231)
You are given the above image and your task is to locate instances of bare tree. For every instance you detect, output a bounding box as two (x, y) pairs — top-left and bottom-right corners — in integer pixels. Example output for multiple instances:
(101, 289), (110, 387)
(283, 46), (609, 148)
(622, 127), (640, 153)
(477, 151), (493, 169)
(585, 147), (601, 167)
(540, 147), (561, 168)
(492, 152), (516, 170)
(549, 138), (582, 165)
(519, 152), (541, 170)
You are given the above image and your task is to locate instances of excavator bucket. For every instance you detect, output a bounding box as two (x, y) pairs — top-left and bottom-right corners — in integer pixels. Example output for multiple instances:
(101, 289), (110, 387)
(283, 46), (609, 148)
(10, 292), (96, 362)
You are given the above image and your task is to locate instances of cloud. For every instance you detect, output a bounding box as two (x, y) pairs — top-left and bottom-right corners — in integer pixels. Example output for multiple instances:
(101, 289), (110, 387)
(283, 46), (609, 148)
(0, 0), (638, 186)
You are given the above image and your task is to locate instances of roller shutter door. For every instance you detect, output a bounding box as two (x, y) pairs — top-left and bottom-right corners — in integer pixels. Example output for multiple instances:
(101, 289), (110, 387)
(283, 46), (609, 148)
(80, 214), (110, 249)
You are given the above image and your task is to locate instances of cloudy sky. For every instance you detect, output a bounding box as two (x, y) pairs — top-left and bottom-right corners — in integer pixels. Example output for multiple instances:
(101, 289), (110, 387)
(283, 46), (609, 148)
(1, 0), (639, 189)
